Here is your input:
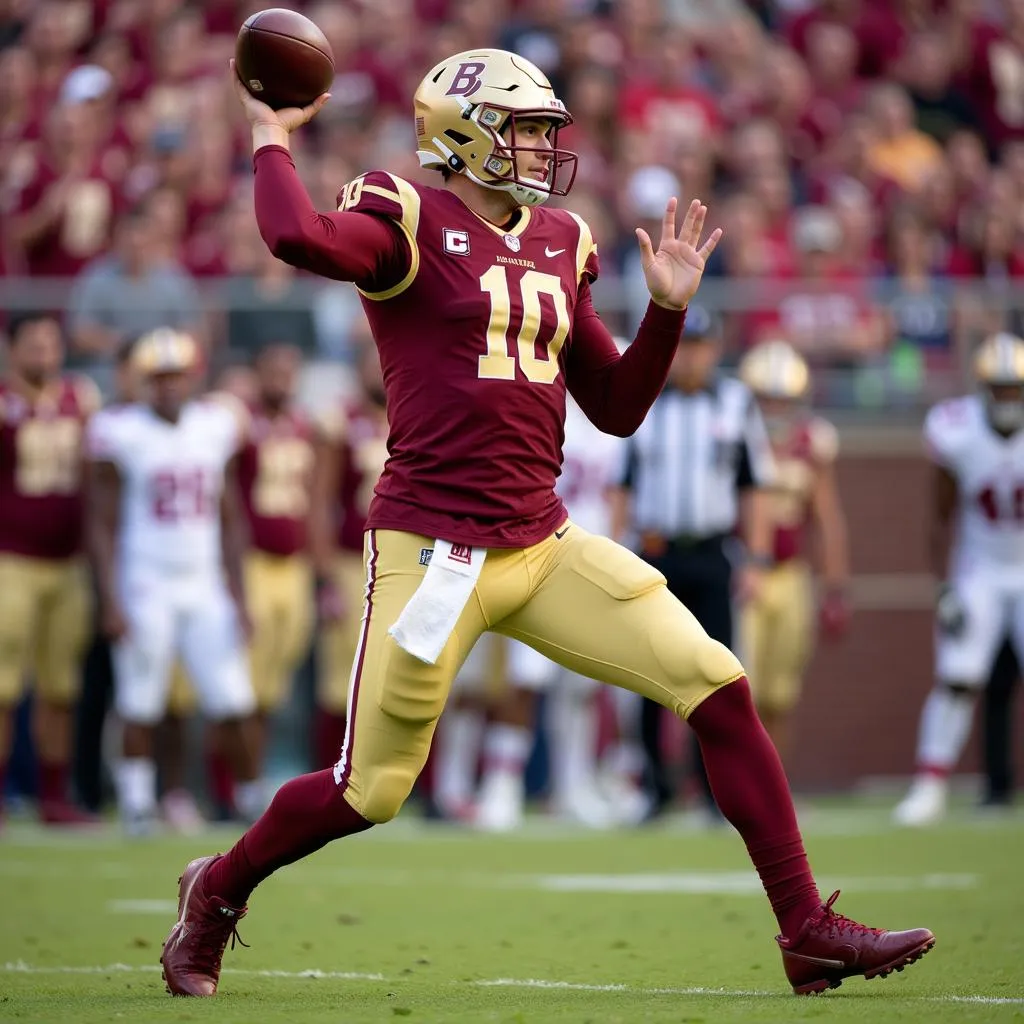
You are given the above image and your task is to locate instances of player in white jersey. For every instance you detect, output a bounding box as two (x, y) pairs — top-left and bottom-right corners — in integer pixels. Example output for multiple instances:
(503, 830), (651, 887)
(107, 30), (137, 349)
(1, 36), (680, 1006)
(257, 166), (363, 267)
(894, 333), (1024, 826)
(435, 396), (631, 830)
(87, 329), (261, 833)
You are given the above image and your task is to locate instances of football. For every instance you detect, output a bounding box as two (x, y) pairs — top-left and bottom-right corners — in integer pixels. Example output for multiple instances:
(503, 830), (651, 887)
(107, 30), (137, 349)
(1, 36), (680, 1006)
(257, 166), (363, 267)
(235, 8), (335, 111)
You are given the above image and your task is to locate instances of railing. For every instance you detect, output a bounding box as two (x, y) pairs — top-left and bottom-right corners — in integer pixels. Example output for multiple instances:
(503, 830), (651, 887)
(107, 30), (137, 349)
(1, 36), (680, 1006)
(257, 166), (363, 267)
(2, 273), (1017, 417)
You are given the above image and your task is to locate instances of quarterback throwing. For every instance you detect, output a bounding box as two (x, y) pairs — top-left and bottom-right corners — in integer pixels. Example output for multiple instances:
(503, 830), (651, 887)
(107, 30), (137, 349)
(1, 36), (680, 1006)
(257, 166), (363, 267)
(160, 48), (933, 999)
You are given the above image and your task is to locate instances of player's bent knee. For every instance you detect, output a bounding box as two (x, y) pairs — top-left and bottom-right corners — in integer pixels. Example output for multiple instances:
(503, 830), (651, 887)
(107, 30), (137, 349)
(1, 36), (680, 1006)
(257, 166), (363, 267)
(358, 765), (416, 823)
(649, 629), (744, 714)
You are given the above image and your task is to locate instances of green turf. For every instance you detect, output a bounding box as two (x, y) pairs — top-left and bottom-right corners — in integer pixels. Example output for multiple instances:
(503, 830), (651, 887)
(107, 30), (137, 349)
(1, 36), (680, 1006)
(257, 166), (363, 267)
(2, 801), (1023, 1022)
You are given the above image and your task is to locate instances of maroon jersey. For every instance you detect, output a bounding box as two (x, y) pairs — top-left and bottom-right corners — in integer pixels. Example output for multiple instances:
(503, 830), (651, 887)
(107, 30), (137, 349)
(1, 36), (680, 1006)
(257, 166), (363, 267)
(0, 376), (99, 558)
(12, 157), (117, 277)
(338, 170), (602, 547)
(768, 415), (838, 564)
(330, 403), (389, 554)
(237, 400), (316, 557)
(253, 149), (686, 549)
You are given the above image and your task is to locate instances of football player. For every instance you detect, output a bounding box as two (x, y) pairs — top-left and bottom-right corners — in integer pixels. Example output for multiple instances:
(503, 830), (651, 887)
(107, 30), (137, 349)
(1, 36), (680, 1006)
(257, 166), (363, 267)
(894, 333), (1024, 826)
(87, 328), (262, 834)
(160, 50), (933, 998)
(309, 343), (389, 771)
(0, 311), (98, 826)
(205, 342), (317, 807)
(738, 340), (850, 762)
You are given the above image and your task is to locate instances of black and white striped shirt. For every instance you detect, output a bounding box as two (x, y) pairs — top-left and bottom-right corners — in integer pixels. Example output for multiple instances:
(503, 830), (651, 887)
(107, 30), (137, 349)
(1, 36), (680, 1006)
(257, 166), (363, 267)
(620, 376), (775, 538)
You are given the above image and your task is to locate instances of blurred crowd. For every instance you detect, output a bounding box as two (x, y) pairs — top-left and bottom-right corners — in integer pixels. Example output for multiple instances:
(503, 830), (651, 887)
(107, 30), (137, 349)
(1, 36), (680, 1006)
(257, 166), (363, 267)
(2, 0), (1024, 404)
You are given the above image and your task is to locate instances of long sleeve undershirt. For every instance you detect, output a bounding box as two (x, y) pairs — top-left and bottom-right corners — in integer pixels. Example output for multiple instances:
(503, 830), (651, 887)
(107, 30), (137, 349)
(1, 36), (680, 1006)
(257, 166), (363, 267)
(252, 145), (686, 437)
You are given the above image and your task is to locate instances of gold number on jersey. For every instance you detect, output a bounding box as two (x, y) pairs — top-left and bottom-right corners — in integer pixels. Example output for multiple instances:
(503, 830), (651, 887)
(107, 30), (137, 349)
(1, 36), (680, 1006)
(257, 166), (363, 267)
(253, 437), (312, 519)
(15, 418), (81, 496)
(338, 176), (365, 211)
(478, 267), (570, 384)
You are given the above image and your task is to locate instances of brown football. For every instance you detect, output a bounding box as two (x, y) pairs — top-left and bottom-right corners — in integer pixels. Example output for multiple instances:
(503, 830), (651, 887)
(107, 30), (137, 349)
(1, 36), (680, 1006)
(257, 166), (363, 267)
(235, 8), (335, 110)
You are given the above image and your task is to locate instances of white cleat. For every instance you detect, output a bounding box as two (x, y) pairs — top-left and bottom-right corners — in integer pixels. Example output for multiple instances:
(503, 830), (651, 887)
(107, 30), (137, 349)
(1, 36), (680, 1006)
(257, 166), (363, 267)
(474, 772), (525, 833)
(161, 788), (206, 835)
(893, 775), (949, 827)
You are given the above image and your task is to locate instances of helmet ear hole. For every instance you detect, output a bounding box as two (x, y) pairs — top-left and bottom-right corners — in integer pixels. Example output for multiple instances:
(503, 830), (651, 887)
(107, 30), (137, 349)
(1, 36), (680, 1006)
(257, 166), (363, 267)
(447, 155), (464, 171)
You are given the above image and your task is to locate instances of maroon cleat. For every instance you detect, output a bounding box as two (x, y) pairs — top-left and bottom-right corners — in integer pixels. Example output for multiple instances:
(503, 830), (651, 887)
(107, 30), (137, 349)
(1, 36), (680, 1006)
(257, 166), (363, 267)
(777, 890), (935, 995)
(161, 855), (248, 997)
(39, 801), (99, 826)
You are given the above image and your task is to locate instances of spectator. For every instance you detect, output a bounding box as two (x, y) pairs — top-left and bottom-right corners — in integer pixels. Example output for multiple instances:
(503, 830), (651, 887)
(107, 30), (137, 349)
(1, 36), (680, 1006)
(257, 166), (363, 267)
(0, 46), (40, 198)
(8, 99), (118, 279)
(883, 210), (954, 364)
(66, 198), (203, 384)
(900, 30), (976, 143)
(224, 242), (318, 360)
(864, 82), (946, 194)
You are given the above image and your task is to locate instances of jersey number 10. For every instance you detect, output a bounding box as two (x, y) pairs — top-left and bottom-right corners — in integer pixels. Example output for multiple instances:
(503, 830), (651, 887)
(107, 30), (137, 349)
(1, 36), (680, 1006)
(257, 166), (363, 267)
(477, 266), (570, 384)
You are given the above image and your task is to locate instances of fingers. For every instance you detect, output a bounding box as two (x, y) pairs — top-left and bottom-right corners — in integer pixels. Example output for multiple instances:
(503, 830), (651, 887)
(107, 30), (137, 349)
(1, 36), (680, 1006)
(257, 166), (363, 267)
(303, 93), (331, 122)
(689, 202), (707, 247)
(660, 197), (677, 249)
(698, 226), (724, 260)
(635, 227), (655, 266)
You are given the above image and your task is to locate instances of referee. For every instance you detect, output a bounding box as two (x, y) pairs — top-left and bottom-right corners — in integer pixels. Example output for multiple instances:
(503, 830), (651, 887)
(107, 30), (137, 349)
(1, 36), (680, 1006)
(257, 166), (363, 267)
(610, 306), (775, 821)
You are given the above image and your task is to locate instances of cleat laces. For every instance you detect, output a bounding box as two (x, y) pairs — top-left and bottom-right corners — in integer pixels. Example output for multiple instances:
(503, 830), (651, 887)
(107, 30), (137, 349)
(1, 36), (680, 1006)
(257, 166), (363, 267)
(818, 891), (885, 939)
(186, 906), (249, 978)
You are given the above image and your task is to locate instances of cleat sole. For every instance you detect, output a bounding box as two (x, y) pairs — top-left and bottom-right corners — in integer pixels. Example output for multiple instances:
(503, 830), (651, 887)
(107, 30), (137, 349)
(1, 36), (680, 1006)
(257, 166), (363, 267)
(793, 938), (935, 995)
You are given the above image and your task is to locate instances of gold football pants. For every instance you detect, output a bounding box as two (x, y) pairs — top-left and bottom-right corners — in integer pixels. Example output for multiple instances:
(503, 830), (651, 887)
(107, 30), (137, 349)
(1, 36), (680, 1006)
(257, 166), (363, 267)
(741, 559), (814, 714)
(0, 555), (90, 706)
(336, 525), (743, 823)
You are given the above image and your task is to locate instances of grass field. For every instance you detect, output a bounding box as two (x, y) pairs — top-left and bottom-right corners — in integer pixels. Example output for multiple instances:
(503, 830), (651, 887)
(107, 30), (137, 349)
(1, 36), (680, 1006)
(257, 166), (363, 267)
(1, 800), (1023, 1023)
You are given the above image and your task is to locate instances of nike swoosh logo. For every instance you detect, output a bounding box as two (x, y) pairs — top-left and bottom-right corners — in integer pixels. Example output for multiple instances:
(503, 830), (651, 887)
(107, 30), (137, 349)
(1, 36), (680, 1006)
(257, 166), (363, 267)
(783, 951), (848, 969)
(554, 525), (571, 540)
(545, 247), (565, 257)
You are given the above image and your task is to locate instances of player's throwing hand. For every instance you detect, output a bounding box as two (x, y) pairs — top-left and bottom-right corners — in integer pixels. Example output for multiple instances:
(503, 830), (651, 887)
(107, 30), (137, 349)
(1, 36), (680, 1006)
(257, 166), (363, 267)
(636, 198), (722, 311)
(229, 59), (329, 134)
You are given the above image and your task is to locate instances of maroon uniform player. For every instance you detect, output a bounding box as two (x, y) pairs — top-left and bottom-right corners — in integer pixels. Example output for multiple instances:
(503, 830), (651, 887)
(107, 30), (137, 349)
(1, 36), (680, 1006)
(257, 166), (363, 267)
(0, 312), (98, 826)
(160, 49), (933, 998)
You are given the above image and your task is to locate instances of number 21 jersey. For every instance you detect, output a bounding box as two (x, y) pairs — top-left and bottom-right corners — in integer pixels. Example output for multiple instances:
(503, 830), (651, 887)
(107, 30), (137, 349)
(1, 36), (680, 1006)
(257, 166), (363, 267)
(338, 171), (599, 549)
(926, 393), (1024, 574)
(87, 399), (244, 573)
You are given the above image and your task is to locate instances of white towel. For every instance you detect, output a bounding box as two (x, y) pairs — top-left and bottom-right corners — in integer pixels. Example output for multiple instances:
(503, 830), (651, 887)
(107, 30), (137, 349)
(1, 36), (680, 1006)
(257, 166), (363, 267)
(388, 539), (487, 664)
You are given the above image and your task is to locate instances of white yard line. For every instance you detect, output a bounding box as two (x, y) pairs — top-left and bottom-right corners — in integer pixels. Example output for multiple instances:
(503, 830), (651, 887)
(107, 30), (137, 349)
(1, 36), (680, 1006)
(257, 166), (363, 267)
(2, 962), (1021, 1004)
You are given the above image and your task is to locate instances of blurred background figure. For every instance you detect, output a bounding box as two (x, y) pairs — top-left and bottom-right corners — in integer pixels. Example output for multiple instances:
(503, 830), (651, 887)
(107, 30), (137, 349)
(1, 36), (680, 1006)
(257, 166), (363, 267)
(738, 339), (851, 763)
(895, 333), (1024, 827)
(86, 328), (261, 835)
(0, 311), (98, 826)
(610, 307), (774, 823)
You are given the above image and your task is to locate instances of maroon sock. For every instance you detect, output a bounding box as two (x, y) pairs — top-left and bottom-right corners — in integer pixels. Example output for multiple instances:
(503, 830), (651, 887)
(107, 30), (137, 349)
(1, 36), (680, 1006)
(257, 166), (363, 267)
(206, 750), (235, 812)
(205, 768), (372, 907)
(37, 760), (68, 804)
(688, 678), (821, 939)
(314, 709), (347, 771)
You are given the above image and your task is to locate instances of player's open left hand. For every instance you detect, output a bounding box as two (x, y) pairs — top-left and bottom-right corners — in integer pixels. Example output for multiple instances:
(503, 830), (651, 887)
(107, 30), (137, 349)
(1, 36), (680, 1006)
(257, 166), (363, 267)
(636, 198), (723, 311)
(230, 59), (329, 133)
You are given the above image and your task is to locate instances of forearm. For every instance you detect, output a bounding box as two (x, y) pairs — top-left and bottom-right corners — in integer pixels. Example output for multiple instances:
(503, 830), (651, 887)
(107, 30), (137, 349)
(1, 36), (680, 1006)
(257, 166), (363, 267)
(743, 490), (773, 561)
(569, 299), (685, 437)
(252, 146), (394, 282)
(818, 512), (849, 589)
(88, 519), (119, 609)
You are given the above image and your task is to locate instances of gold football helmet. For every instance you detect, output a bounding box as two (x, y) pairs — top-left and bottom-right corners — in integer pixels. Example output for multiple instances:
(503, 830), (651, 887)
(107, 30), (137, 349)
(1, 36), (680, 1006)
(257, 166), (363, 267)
(739, 339), (810, 401)
(413, 48), (577, 207)
(975, 332), (1024, 432)
(133, 328), (199, 376)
